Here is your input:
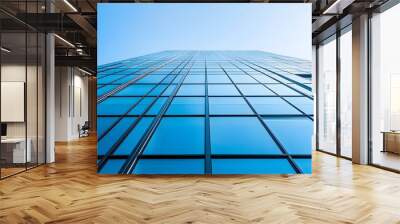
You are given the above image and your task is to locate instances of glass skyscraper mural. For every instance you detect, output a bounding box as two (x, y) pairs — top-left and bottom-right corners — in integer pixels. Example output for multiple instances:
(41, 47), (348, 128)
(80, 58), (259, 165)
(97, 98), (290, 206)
(97, 4), (312, 174)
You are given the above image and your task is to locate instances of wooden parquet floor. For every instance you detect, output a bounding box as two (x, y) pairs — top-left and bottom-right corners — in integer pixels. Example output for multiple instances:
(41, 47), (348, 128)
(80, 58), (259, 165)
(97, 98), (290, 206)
(1, 135), (400, 224)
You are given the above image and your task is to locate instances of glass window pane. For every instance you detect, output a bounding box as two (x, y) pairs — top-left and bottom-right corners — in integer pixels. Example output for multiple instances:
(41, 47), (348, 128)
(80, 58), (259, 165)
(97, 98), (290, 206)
(237, 84), (275, 96)
(184, 75), (205, 83)
(230, 75), (257, 83)
(294, 158), (312, 174)
(177, 85), (205, 96)
(137, 75), (166, 84)
(248, 97), (300, 115)
(133, 159), (204, 174)
(207, 75), (231, 84)
(144, 117), (205, 155)
(98, 117), (136, 155)
(166, 97), (205, 115)
(98, 75), (125, 84)
(113, 75), (139, 84)
(318, 38), (337, 154)
(371, 5), (400, 170)
(284, 97), (313, 115)
(148, 85), (168, 96)
(161, 75), (175, 84)
(210, 117), (281, 154)
(287, 84), (313, 96)
(97, 85), (118, 96)
(115, 84), (155, 96)
(340, 30), (352, 158)
(97, 117), (118, 137)
(99, 159), (125, 174)
(208, 84), (240, 96)
(267, 84), (302, 96)
(251, 75), (279, 83)
(114, 117), (154, 155)
(147, 97), (168, 115)
(209, 97), (253, 115)
(263, 117), (313, 154)
(212, 159), (295, 174)
(162, 85), (177, 96)
(98, 97), (139, 115)
(128, 97), (156, 115)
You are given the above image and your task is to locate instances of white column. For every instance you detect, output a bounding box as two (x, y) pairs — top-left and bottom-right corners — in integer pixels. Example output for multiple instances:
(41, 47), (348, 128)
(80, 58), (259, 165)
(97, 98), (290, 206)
(352, 14), (369, 164)
(312, 45), (317, 151)
(46, 32), (55, 163)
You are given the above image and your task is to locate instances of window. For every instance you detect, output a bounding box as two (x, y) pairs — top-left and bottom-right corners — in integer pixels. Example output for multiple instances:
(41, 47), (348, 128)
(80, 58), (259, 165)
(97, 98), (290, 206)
(370, 4), (400, 171)
(115, 84), (155, 96)
(98, 117), (136, 155)
(266, 84), (301, 96)
(264, 117), (313, 154)
(137, 75), (166, 84)
(237, 84), (274, 96)
(147, 97), (168, 115)
(248, 97), (300, 115)
(162, 85), (177, 96)
(133, 159), (204, 174)
(113, 118), (154, 155)
(113, 75), (139, 84)
(293, 158), (312, 173)
(97, 85), (118, 96)
(251, 75), (279, 83)
(99, 159), (126, 174)
(184, 75), (205, 83)
(210, 117), (281, 155)
(128, 97), (156, 115)
(97, 75), (125, 84)
(230, 75), (258, 83)
(212, 159), (295, 174)
(207, 75), (231, 84)
(208, 84), (240, 96)
(340, 29), (353, 158)
(148, 85), (168, 96)
(318, 37), (337, 154)
(209, 97), (253, 115)
(177, 85), (205, 96)
(98, 97), (139, 115)
(166, 97), (205, 115)
(97, 117), (118, 137)
(284, 97), (313, 115)
(144, 117), (205, 155)
(162, 75), (175, 84)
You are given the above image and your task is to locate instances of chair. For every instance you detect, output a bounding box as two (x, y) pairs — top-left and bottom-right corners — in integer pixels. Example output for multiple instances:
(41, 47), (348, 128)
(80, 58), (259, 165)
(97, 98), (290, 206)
(78, 121), (90, 138)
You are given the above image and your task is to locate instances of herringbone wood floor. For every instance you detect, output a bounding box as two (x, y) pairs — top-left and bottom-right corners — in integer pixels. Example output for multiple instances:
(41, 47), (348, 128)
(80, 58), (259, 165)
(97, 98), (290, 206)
(1, 135), (400, 224)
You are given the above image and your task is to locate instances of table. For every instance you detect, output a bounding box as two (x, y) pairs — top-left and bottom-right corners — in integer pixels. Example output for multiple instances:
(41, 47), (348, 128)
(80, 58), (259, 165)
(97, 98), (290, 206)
(382, 131), (400, 154)
(1, 138), (31, 163)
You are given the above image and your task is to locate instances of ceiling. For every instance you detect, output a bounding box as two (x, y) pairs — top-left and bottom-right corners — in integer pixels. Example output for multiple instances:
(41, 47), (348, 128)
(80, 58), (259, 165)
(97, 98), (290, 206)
(0, 0), (389, 73)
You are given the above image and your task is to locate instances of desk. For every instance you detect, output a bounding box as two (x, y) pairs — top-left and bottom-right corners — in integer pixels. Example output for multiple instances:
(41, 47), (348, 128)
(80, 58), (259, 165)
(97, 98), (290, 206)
(382, 131), (400, 154)
(1, 138), (31, 163)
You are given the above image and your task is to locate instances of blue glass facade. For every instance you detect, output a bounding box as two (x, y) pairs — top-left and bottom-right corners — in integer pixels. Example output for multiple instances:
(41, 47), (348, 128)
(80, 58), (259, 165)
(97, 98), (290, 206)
(97, 51), (313, 174)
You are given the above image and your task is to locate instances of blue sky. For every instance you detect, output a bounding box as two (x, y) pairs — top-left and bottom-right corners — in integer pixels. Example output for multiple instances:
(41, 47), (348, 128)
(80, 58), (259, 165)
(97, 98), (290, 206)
(98, 4), (311, 65)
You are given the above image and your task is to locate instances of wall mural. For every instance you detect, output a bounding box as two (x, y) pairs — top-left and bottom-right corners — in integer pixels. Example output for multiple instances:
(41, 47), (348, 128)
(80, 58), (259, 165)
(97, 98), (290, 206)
(97, 4), (313, 174)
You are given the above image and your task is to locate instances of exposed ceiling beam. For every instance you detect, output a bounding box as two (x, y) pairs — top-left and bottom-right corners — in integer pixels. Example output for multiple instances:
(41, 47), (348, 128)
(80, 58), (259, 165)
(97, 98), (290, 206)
(323, 0), (356, 14)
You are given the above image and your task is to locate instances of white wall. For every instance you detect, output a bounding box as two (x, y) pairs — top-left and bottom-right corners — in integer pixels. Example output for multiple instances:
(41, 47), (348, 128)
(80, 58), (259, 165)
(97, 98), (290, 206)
(1, 63), (46, 163)
(55, 67), (89, 141)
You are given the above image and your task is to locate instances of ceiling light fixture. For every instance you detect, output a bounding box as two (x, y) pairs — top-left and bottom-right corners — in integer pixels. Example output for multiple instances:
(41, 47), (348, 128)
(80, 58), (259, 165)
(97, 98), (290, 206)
(63, 0), (78, 12)
(54, 34), (75, 48)
(78, 67), (93, 76)
(1, 47), (11, 53)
